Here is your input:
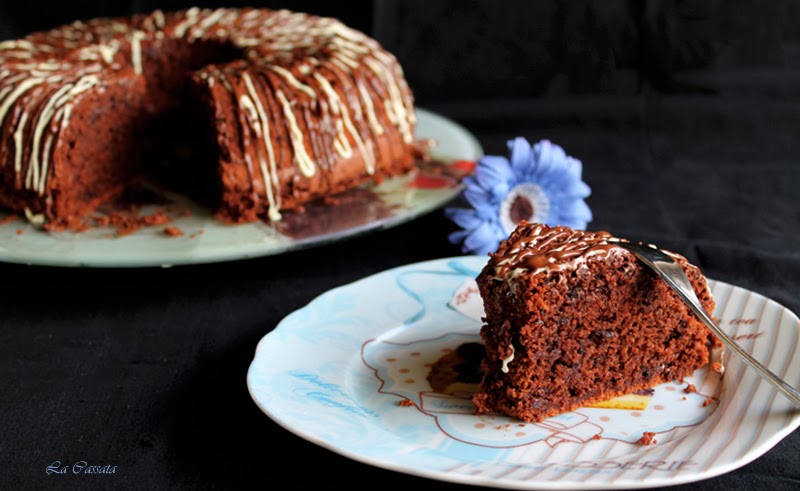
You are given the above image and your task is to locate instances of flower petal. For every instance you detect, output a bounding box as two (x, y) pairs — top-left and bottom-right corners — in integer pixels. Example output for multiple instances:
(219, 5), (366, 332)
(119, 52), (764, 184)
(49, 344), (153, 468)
(508, 137), (533, 177)
(542, 179), (591, 204)
(567, 180), (591, 198)
(562, 156), (584, 182)
(475, 156), (514, 197)
(463, 221), (503, 256)
(444, 207), (483, 230)
(447, 229), (470, 245)
(531, 140), (567, 181)
(550, 199), (593, 228)
(463, 185), (497, 215)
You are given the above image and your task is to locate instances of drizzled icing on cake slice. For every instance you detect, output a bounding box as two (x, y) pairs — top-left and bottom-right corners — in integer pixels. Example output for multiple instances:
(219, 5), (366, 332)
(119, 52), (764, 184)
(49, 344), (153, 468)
(490, 221), (619, 277)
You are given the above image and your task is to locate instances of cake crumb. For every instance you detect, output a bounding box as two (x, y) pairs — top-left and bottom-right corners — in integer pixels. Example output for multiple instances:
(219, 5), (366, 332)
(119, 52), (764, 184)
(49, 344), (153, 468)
(15, 228), (23, 235)
(684, 383), (697, 394)
(712, 362), (725, 375)
(398, 399), (414, 407)
(639, 432), (657, 445)
(592, 434), (601, 440)
(703, 397), (716, 407)
(0, 214), (16, 225)
(164, 226), (184, 237)
(96, 209), (172, 236)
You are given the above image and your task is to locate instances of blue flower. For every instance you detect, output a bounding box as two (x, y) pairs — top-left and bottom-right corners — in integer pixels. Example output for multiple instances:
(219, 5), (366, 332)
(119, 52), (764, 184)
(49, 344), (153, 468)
(445, 137), (592, 256)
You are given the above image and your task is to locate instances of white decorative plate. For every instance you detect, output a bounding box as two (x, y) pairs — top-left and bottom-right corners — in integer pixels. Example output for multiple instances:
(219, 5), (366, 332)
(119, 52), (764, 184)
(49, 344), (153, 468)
(247, 255), (800, 490)
(0, 108), (482, 267)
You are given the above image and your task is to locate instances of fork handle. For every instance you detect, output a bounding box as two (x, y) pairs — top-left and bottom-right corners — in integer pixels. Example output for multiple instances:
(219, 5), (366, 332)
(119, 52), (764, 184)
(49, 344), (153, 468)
(662, 273), (800, 408)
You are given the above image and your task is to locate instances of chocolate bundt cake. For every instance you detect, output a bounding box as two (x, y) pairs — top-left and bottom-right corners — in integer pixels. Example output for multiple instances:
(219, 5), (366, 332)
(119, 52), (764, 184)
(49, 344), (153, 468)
(0, 7), (418, 230)
(472, 221), (717, 423)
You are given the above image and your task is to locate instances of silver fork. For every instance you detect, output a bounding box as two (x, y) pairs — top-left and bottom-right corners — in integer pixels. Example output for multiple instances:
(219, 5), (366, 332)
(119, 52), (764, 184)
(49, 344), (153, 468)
(614, 240), (800, 408)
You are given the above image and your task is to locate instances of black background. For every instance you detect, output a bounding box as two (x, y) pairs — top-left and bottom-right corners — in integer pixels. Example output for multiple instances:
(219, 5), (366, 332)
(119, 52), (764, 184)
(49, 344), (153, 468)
(1, 1), (798, 490)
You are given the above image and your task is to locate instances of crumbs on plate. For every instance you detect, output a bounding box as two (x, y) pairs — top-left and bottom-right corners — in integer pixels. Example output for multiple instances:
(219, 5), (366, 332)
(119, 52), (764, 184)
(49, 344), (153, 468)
(639, 432), (657, 445)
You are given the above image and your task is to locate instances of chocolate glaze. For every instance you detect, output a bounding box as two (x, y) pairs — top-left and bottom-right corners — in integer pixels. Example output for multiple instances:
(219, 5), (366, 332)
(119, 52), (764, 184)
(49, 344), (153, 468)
(426, 342), (485, 394)
(490, 221), (619, 277)
(273, 187), (395, 240)
(274, 157), (457, 240)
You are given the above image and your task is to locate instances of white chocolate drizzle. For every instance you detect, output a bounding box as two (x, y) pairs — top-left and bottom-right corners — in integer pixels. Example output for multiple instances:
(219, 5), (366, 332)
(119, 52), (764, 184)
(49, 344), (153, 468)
(99, 43), (118, 64)
(312, 73), (352, 158)
(241, 73), (281, 221)
(357, 81), (384, 136)
(27, 83), (74, 189)
(191, 8), (226, 40)
(24, 207), (45, 226)
(268, 66), (316, 99)
(501, 345), (515, 373)
(131, 31), (145, 75)
(0, 40), (34, 51)
(276, 89), (316, 178)
(12, 111), (29, 174)
(153, 10), (166, 30)
(23, 75), (100, 193)
(173, 7), (201, 38)
(0, 78), (44, 130)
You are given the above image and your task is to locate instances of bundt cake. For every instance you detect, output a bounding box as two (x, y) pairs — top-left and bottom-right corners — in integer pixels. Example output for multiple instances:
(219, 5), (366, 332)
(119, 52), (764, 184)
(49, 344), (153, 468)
(0, 7), (418, 230)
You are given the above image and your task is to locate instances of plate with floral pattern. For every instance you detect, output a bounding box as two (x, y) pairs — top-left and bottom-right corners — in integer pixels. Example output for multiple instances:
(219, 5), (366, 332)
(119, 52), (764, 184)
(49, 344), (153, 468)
(247, 255), (800, 490)
(0, 108), (481, 267)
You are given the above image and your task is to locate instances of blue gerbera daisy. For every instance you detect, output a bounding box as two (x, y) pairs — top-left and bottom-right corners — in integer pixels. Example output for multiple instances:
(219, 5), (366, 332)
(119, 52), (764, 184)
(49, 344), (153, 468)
(445, 137), (592, 256)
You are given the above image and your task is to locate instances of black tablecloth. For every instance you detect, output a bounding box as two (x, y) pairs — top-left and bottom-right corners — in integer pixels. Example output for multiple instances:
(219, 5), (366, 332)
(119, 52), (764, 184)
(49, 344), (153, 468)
(2, 102), (798, 490)
(2, 1), (799, 490)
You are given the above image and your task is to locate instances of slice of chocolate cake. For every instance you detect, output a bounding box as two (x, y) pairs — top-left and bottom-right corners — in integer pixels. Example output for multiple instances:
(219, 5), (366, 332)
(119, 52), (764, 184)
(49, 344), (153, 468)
(472, 221), (716, 423)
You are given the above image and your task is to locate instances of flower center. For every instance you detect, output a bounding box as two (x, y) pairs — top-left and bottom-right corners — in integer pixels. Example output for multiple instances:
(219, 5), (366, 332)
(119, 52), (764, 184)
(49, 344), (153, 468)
(499, 183), (550, 234)
(509, 196), (533, 224)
